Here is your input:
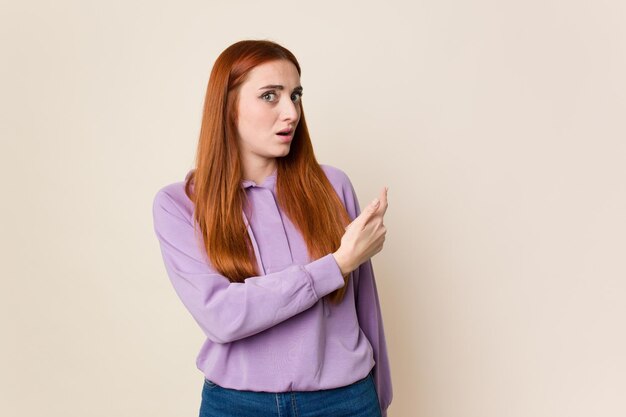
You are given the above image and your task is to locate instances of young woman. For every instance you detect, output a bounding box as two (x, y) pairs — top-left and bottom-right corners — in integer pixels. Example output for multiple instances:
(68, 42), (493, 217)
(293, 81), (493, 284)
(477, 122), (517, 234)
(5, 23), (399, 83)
(152, 39), (393, 417)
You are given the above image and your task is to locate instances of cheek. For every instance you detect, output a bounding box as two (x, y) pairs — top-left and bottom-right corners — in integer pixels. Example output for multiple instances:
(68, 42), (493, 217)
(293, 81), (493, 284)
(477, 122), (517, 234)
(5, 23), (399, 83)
(241, 105), (273, 129)
(237, 105), (257, 132)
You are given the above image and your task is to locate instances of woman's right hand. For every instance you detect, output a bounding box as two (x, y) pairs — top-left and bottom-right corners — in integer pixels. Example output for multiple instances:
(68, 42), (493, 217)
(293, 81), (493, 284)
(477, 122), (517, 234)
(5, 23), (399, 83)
(332, 186), (388, 275)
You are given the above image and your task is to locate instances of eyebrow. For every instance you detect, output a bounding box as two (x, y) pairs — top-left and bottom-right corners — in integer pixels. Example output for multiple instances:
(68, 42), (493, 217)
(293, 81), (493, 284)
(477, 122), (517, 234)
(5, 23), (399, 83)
(258, 85), (303, 92)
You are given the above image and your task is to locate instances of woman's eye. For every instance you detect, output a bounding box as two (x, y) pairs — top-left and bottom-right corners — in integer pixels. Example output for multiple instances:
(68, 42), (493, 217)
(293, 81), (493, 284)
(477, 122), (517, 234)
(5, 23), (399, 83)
(261, 92), (277, 101)
(292, 92), (303, 103)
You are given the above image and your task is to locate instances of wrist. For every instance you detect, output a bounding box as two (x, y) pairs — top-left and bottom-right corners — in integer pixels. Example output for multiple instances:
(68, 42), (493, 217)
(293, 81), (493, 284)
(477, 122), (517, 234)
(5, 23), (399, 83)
(332, 250), (353, 276)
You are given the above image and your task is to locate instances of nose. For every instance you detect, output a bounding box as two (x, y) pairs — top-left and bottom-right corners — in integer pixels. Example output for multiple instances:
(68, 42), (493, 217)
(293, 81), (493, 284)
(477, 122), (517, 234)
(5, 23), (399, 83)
(280, 95), (300, 122)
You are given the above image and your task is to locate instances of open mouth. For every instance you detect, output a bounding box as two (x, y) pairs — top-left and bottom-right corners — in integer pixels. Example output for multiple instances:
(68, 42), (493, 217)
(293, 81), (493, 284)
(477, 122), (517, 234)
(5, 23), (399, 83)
(276, 126), (294, 136)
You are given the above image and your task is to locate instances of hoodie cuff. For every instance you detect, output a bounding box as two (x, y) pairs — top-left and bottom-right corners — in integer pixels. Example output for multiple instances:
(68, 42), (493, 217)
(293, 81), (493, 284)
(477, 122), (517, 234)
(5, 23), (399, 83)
(303, 253), (345, 300)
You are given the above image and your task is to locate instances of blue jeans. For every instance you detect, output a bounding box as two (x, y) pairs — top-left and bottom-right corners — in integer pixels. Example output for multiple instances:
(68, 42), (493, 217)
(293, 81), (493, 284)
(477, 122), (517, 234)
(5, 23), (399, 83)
(199, 370), (382, 417)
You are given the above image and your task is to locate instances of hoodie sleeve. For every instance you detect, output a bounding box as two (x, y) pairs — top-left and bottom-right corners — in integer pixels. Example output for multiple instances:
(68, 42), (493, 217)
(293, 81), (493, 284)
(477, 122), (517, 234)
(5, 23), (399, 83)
(152, 188), (345, 344)
(342, 173), (394, 417)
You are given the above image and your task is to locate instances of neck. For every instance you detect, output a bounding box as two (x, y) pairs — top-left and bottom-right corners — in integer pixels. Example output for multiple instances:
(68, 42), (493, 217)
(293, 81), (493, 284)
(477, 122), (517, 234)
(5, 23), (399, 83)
(242, 159), (277, 184)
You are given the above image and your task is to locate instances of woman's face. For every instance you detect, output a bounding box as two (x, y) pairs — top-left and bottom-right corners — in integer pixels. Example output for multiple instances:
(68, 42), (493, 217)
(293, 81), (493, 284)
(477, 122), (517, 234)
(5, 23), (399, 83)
(235, 59), (302, 162)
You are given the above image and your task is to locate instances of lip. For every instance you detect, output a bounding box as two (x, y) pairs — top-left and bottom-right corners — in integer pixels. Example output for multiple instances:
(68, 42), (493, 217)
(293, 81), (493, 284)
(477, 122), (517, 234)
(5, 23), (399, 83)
(276, 132), (293, 142)
(276, 127), (293, 142)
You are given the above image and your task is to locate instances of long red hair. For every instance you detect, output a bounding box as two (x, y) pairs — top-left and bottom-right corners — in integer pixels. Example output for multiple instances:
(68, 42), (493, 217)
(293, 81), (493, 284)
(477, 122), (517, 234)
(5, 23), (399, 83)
(185, 40), (352, 304)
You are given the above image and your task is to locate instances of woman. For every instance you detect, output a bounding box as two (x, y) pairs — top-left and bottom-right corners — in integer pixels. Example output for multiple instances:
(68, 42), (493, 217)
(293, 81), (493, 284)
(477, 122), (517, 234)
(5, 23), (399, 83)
(152, 39), (393, 417)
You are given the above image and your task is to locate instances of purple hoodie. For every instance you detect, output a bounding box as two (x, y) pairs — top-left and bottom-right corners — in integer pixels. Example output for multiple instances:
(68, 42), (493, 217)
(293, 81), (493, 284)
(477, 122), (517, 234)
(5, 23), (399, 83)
(152, 164), (392, 416)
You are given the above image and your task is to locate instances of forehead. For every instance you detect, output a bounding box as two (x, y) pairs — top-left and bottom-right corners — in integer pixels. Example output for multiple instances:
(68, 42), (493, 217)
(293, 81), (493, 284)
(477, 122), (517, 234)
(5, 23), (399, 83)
(243, 60), (300, 87)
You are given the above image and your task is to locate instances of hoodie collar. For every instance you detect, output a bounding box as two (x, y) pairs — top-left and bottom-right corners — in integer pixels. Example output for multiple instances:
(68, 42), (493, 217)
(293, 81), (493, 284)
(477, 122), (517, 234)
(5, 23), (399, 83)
(241, 167), (278, 189)
(184, 168), (278, 190)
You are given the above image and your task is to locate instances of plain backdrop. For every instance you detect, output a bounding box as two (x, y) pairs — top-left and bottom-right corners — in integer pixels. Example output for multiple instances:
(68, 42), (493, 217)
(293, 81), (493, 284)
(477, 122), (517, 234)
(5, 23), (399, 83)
(2, 1), (625, 416)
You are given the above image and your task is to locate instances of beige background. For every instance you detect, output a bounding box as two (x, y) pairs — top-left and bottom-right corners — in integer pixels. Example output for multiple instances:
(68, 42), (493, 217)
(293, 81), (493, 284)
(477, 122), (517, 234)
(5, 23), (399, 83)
(2, 1), (625, 416)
